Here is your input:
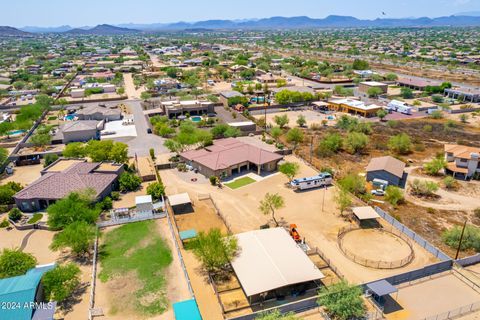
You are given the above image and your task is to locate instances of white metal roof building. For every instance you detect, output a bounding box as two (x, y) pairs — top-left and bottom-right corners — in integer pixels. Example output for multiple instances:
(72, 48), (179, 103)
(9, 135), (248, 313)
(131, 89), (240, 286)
(231, 228), (324, 301)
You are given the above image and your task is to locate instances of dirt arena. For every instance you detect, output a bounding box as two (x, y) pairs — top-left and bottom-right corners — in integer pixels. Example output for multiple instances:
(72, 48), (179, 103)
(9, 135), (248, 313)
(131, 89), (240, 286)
(340, 229), (413, 267)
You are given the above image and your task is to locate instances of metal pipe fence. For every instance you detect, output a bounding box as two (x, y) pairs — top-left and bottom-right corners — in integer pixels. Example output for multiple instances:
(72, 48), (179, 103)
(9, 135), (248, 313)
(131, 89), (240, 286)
(421, 301), (480, 320)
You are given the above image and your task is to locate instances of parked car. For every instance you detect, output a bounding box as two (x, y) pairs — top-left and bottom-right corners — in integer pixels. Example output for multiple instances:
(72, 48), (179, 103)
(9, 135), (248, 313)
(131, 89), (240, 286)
(371, 189), (385, 196)
(147, 128), (152, 134)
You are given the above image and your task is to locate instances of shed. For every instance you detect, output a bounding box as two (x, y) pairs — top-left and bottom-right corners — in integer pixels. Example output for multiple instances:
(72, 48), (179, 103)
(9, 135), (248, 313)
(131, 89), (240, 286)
(135, 195), (153, 214)
(366, 156), (407, 187)
(168, 193), (193, 214)
(173, 299), (202, 320)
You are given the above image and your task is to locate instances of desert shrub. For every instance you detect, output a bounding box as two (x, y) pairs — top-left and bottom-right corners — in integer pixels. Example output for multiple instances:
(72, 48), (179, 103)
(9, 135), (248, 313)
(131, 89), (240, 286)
(424, 157), (447, 175)
(443, 176), (457, 190)
(0, 219), (9, 228)
(110, 191), (120, 201)
(409, 179), (438, 197)
(443, 225), (480, 252)
(385, 186), (404, 207)
(317, 133), (343, 157)
(388, 133), (412, 155)
(8, 208), (22, 222)
(344, 132), (369, 154)
(338, 174), (366, 195)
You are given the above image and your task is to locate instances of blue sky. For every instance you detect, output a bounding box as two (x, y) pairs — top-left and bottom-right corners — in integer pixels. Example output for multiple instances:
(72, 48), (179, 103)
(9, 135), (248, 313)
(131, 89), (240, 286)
(6, 0), (480, 27)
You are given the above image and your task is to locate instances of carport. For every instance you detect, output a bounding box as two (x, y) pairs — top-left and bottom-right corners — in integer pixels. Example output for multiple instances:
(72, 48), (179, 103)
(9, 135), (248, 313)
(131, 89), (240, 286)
(352, 206), (381, 227)
(366, 280), (398, 307)
(168, 193), (193, 214)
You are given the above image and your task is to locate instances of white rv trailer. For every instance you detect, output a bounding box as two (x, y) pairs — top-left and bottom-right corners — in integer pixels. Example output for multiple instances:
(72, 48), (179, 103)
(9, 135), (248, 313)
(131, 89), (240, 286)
(387, 100), (412, 115)
(290, 172), (333, 190)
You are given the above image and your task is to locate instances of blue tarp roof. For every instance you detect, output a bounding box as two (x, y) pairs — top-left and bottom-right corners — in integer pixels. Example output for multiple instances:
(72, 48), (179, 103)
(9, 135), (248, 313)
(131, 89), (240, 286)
(0, 264), (55, 320)
(366, 280), (398, 297)
(179, 229), (198, 241)
(173, 299), (202, 320)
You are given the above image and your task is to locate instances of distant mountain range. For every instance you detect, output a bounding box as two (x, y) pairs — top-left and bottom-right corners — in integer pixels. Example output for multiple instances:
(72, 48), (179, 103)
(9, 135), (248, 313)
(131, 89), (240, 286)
(5, 14), (480, 36)
(0, 26), (31, 36)
(65, 24), (139, 35)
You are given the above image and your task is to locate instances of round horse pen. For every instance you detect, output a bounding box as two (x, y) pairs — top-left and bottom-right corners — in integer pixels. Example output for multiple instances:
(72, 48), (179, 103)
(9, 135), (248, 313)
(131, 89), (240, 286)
(338, 226), (415, 269)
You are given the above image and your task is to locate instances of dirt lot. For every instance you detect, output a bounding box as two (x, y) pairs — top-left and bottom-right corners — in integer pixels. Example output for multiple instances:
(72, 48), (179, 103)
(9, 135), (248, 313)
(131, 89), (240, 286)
(385, 272), (480, 320)
(93, 218), (191, 320)
(254, 109), (338, 128)
(160, 155), (437, 284)
(0, 226), (91, 320)
(0, 163), (43, 186)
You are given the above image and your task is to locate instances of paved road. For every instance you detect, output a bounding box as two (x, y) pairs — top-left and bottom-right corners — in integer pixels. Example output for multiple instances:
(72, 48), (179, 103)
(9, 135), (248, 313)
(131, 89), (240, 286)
(109, 99), (168, 157)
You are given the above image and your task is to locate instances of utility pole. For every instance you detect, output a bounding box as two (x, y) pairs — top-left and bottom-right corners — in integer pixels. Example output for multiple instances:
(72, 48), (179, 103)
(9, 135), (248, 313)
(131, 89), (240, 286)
(455, 220), (468, 260)
(309, 136), (314, 164)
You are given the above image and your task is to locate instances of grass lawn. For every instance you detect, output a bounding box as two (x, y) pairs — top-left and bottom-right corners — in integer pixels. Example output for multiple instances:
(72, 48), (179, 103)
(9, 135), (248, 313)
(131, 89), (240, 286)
(225, 176), (256, 189)
(27, 213), (43, 224)
(98, 220), (172, 316)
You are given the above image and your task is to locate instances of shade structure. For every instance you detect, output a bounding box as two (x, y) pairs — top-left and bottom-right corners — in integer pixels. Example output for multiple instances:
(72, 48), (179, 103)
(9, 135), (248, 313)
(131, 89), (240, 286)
(231, 228), (324, 297)
(173, 299), (202, 320)
(352, 206), (380, 220)
(168, 193), (192, 207)
(366, 280), (398, 297)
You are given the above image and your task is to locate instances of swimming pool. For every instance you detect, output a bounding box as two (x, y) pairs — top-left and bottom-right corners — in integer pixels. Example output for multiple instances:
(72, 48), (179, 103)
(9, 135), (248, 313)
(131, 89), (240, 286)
(64, 114), (77, 121)
(191, 116), (202, 123)
(7, 129), (26, 136)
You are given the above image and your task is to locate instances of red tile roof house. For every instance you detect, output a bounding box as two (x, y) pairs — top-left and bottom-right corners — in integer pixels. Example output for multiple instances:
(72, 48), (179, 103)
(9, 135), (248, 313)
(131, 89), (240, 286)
(180, 138), (283, 178)
(14, 159), (124, 212)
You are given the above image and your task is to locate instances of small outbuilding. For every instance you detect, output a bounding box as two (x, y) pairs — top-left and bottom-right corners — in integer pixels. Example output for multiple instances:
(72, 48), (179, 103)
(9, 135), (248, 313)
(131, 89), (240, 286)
(366, 279), (398, 307)
(168, 193), (193, 214)
(366, 156), (407, 188)
(352, 206), (381, 227)
(135, 195), (154, 214)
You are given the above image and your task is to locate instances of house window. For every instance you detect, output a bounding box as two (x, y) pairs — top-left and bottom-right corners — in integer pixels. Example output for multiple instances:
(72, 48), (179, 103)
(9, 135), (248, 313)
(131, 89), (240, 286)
(459, 159), (468, 163)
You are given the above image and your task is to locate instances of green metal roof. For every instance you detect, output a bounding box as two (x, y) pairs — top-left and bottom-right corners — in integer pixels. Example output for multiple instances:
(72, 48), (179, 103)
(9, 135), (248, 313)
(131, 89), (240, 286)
(0, 264), (55, 320)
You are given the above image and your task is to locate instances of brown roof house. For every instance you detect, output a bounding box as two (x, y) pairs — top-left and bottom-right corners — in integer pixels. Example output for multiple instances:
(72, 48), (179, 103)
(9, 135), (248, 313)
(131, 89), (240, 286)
(445, 144), (480, 180)
(366, 156), (407, 187)
(180, 138), (283, 178)
(14, 158), (124, 212)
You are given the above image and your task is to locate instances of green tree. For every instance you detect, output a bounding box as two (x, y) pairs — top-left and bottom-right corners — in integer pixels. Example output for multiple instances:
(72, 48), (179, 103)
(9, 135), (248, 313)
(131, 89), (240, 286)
(270, 126), (283, 141)
(30, 133), (51, 149)
(8, 208), (22, 222)
(318, 281), (366, 320)
(400, 87), (414, 99)
(317, 133), (343, 157)
(47, 191), (100, 230)
(376, 109), (388, 121)
(274, 114), (289, 128)
(388, 133), (412, 155)
(424, 157), (447, 176)
(286, 128), (304, 149)
(42, 263), (81, 302)
(43, 154), (59, 167)
(367, 87), (383, 97)
(385, 186), (405, 207)
(335, 189), (352, 215)
(191, 228), (238, 273)
(224, 126), (241, 138)
(259, 193), (285, 227)
(278, 162), (300, 182)
(0, 182), (23, 205)
(338, 174), (366, 195)
(140, 92), (152, 100)
(296, 114), (307, 127)
(0, 249), (37, 279)
(51, 221), (96, 255)
(344, 132), (368, 154)
(0, 148), (8, 165)
(146, 182), (165, 201)
(62, 142), (86, 158)
(119, 172), (142, 192)
(352, 59), (370, 70)
(385, 73), (398, 81)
